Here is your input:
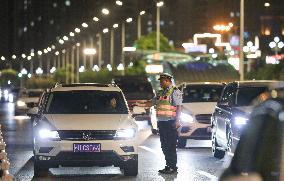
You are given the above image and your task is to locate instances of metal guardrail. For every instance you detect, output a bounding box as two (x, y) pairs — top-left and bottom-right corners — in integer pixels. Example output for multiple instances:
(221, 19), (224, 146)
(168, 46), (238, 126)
(0, 125), (13, 181)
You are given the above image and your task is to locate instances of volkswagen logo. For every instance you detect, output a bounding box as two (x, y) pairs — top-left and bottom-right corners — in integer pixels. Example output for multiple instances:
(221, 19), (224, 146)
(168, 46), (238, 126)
(82, 132), (92, 141)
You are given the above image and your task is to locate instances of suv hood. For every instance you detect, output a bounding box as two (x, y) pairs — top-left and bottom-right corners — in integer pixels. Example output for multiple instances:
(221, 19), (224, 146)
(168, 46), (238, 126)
(182, 102), (217, 115)
(44, 114), (133, 130)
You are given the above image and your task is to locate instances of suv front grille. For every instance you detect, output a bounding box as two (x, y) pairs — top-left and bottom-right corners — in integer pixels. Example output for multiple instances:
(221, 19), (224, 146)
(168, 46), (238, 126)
(58, 130), (116, 141)
(195, 114), (211, 124)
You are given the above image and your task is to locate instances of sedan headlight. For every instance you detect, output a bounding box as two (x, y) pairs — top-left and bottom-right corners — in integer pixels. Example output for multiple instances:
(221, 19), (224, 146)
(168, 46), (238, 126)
(234, 116), (248, 125)
(180, 112), (194, 124)
(17, 100), (26, 107)
(38, 129), (60, 140)
(115, 128), (136, 139)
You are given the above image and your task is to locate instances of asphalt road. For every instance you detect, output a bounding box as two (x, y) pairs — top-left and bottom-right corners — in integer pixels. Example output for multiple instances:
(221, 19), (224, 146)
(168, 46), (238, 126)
(1, 103), (231, 181)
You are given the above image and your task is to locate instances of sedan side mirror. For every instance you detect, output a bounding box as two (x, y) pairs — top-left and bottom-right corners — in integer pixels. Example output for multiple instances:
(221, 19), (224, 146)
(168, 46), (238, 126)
(27, 107), (39, 117)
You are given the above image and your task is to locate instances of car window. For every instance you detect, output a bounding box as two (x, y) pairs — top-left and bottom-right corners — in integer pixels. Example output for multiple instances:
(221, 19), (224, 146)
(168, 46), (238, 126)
(182, 85), (223, 103)
(219, 85), (236, 105)
(116, 81), (154, 100)
(44, 90), (128, 114)
(236, 87), (268, 106)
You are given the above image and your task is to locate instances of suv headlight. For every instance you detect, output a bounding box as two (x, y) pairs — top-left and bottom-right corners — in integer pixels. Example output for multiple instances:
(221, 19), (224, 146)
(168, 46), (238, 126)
(180, 112), (194, 124)
(234, 116), (248, 125)
(17, 100), (26, 107)
(115, 128), (136, 139)
(38, 129), (60, 140)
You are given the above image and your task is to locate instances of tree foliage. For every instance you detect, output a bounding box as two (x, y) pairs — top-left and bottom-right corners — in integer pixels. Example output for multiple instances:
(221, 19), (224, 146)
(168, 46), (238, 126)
(0, 69), (19, 87)
(135, 32), (174, 52)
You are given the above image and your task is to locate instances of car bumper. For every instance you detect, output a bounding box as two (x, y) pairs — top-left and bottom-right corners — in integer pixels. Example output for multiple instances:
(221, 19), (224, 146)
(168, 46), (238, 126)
(34, 139), (138, 167)
(179, 122), (211, 140)
(34, 151), (138, 168)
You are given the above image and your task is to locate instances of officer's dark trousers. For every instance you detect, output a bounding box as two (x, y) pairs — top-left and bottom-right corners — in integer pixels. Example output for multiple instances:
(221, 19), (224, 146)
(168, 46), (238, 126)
(158, 120), (178, 168)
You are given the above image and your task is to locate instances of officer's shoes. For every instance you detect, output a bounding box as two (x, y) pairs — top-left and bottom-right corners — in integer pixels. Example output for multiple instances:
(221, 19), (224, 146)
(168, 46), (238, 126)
(158, 166), (178, 174)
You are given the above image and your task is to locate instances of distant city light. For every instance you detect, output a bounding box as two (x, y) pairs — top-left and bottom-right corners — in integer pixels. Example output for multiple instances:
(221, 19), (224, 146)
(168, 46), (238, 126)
(21, 54), (26, 58)
(75, 28), (81, 33)
(113, 24), (119, 28)
(69, 32), (75, 37)
(140, 11), (146, 15)
(126, 18), (133, 23)
(92, 65), (100, 72)
(63, 36), (69, 41)
(103, 28), (109, 33)
(37, 51), (43, 55)
(55, 51), (59, 55)
(83, 48), (97, 55)
(59, 39), (64, 44)
(82, 23), (88, 28)
(102, 8), (110, 15)
(156, 1), (164, 7)
(12, 55), (16, 59)
(264, 2), (270, 7)
(1, 56), (5, 61)
(116, 1), (123, 6)
(93, 17), (99, 22)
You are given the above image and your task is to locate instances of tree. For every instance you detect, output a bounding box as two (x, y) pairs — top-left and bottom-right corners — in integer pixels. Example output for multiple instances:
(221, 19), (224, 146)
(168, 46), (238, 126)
(135, 32), (174, 52)
(0, 69), (19, 87)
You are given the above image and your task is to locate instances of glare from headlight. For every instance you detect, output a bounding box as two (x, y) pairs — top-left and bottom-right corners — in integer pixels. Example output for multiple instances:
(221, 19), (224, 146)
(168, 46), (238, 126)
(39, 129), (60, 140)
(180, 112), (194, 123)
(3, 90), (8, 95)
(17, 100), (26, 107)
(115, 129), (136, 139)
(234, 116), (248, 125)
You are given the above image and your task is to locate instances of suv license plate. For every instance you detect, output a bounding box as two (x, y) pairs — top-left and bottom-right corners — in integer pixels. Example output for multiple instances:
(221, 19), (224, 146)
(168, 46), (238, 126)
(73, 143), (101, 153)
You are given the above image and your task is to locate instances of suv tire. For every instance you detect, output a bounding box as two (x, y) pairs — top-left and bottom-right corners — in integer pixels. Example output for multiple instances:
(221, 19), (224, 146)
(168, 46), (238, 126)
(212, 132), (225, 159)
(34, 160), (49, 177)
(123, 160), (138, 176)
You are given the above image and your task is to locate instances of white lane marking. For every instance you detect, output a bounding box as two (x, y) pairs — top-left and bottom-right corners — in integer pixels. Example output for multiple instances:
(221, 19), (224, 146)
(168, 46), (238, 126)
(139, 146), (163, 157)
(196, 170), (218, 180)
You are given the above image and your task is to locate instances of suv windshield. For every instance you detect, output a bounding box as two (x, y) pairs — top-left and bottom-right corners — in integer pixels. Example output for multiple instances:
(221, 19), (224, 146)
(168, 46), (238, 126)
(236, 87), (268, 106)
(183, 85), (223, 103)
(116, 81), (154, 100)
(44, 90), (128, 114)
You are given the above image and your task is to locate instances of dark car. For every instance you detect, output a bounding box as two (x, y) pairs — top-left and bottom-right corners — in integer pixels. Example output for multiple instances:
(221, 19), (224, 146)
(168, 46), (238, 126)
(220, 96), (284, 181)
(211, 81), (281, 159)
(112, 76), (157, 133)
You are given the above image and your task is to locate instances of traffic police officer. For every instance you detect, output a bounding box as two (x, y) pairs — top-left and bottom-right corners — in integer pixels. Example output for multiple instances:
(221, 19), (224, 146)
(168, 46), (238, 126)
(156, 73), (183, 174)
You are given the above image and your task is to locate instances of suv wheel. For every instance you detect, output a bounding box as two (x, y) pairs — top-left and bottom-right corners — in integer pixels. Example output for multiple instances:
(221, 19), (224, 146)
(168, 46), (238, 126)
(123, 160), (138, 176)
(212, 132), (225, 159)
(34, 160), (49, 177)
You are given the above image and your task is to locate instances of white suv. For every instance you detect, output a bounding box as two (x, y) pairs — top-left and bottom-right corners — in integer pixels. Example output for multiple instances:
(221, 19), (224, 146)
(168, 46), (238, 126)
(30, 83), (138, 177)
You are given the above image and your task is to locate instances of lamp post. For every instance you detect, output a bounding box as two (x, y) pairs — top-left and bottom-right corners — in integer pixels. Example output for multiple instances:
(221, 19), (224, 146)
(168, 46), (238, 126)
(156, 1), (164, 52)
(239, 0), (245, 81)
(269, 37), (284, 56)
(138, 11), (145, 39)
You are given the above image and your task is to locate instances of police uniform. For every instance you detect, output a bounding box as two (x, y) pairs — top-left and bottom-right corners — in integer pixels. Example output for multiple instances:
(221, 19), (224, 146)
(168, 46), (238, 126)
(156, 73), (183, 173)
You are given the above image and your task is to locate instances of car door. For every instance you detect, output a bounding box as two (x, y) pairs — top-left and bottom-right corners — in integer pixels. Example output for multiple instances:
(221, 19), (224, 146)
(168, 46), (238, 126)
(215, 84), (236, 147)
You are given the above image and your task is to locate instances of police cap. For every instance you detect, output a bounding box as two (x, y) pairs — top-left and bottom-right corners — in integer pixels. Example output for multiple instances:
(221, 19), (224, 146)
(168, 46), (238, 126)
(158, 73), (173, 80)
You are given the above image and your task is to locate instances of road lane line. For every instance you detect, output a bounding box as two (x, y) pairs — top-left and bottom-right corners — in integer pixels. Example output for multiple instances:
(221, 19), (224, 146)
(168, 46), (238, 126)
(196, 170), (218, 180)
(139, 146), (163, 157)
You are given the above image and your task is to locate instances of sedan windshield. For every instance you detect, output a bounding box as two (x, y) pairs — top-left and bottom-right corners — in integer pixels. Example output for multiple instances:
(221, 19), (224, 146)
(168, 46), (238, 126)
(236, 87), (268, 106)
(44, 90), (128, 114)
(183, 85), (223, 103)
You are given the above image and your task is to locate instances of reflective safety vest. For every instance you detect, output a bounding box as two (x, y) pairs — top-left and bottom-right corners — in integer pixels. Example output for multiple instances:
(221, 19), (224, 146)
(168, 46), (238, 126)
(156, 87), (177, 120)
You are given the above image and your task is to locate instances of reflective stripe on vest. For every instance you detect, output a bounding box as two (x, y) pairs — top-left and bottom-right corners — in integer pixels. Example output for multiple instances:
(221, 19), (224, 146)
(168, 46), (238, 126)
(156, 87), (177, 119)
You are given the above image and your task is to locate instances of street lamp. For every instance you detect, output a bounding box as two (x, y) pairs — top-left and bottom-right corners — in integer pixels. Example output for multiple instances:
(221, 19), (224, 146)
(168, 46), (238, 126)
(138, 10), (146, 39)
(102, 8), (110, 15)
(83, 48), (97, 55)
(269, 36), (284, 55)
(239, 0), (245, 81)
(156, 1), (164, 52)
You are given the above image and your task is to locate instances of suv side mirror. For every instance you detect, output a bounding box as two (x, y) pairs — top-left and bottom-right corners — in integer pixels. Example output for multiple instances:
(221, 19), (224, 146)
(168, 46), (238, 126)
(27, 107), (39, 117)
